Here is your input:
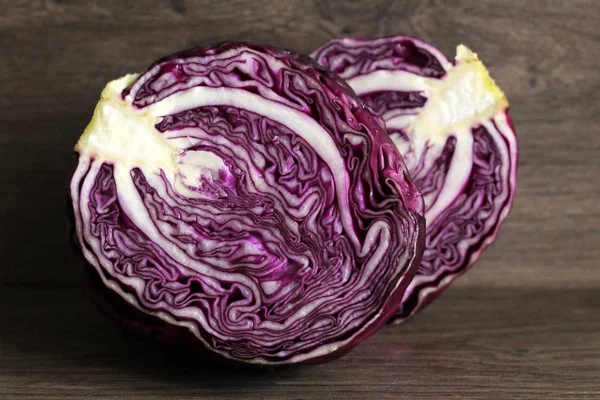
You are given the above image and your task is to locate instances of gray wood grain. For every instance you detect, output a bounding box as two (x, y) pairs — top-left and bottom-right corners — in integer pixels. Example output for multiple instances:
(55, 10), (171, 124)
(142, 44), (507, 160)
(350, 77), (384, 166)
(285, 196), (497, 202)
(1, 286), (598, 399)
(0, 0), (598, 398)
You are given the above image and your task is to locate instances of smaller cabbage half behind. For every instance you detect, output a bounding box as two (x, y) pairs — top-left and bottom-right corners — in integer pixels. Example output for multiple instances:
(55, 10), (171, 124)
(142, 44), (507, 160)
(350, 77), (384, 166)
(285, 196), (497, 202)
(312, 37), (518, 323)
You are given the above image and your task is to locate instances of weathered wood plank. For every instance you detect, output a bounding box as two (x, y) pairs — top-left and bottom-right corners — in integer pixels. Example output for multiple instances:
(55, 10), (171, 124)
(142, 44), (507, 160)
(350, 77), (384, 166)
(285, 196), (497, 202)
(1, 286), (598, 399)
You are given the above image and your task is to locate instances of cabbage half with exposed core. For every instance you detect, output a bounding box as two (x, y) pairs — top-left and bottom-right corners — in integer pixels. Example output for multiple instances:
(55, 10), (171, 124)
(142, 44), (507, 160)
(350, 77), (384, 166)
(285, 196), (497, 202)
(312, 37), (518, 323)
(69, 42), (425, 365)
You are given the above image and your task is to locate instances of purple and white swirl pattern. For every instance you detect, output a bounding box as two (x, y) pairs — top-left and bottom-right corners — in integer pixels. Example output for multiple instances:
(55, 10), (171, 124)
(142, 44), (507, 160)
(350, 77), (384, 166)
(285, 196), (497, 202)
(70, 42), (425, 364)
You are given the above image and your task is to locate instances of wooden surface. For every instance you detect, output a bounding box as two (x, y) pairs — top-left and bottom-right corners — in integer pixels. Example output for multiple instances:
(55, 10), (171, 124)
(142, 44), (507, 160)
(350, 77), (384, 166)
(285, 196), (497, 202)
(2, 287), (599, 399)
(0, 0), (598, 398)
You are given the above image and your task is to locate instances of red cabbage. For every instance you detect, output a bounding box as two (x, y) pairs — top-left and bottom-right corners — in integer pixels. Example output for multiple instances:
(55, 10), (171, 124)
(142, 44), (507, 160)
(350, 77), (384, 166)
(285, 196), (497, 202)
(312, 37), (518, 323)
(69, 42), (425, 364)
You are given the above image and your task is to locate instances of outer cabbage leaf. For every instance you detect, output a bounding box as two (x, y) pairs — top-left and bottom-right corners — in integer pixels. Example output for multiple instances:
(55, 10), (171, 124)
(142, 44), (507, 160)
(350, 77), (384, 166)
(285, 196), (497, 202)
(69, 42), (425, 364)
(312, 37), (518, 323)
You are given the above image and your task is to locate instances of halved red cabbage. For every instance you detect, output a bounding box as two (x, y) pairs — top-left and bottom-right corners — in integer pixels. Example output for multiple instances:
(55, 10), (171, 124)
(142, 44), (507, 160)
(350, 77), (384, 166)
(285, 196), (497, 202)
(69, 42), (425, 364)
(312, 37), (517, 323)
